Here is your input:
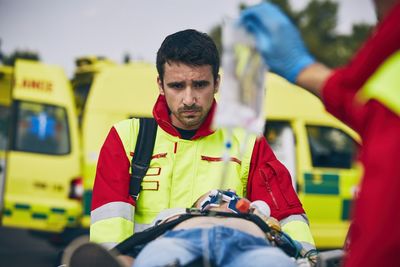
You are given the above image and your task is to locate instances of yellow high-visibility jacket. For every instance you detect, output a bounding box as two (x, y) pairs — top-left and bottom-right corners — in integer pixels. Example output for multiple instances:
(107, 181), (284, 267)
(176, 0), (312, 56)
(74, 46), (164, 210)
(90, 95), (313, 250)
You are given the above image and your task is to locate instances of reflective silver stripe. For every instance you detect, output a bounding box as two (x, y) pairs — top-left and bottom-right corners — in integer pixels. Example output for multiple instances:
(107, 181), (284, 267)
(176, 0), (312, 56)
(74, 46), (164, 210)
(280, 214), (316, 250)
(134, 222), (152, 233)
(300, 241), (315, 252)
(133, 208), (186, 233)
(279, 214), (309, 227)
(99, 242), (118, 250)
(150, 208), (186, 226)
(91, 202), (134, 225)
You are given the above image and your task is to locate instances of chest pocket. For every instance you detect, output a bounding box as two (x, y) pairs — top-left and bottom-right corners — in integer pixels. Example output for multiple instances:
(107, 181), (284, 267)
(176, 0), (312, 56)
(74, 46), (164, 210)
(260, 159), (300, 211)
(141, 151), (169, 190)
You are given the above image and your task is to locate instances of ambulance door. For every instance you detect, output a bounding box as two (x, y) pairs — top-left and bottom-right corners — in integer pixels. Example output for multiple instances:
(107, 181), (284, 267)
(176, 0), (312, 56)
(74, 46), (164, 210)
(2, 60), (82, 232)
(79, 63), (157, 227)
(299, 122), (361, 248)
(0, 66), (13, 219)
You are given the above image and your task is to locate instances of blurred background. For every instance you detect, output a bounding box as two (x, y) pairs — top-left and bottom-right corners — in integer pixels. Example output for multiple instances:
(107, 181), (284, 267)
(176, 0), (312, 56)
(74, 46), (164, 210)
(0, 1), (376, 266)
(1, 0), (376, 77)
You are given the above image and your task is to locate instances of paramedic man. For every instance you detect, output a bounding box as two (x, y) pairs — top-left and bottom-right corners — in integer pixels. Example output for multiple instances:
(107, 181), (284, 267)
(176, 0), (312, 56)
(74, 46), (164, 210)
(239, 1), (400, 267)
(90, 29), (315, 253)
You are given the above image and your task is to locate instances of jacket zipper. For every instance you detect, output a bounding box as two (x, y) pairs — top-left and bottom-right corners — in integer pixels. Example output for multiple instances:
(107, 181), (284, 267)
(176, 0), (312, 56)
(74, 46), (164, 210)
(263, 170), (279, 210)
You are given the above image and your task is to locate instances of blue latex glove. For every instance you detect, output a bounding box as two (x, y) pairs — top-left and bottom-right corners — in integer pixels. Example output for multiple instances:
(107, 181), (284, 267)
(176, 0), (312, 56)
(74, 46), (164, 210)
(239, 2), (315, 83)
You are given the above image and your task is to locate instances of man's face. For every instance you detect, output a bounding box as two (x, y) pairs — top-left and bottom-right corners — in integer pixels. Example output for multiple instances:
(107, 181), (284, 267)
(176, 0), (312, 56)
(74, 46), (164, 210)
(158, 62), (219, 130)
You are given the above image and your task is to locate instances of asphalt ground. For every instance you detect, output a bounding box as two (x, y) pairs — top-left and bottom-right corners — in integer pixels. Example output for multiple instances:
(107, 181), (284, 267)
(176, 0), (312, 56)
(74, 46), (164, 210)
(0, 226), (65, 267)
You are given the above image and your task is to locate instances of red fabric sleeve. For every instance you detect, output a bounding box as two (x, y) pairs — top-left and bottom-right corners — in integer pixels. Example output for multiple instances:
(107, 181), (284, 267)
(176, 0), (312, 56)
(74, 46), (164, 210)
(91, 127), (135, 211)
(322, 69), (371, 136)
(322, 3), (400, 136)
(247, 137), (305, 220)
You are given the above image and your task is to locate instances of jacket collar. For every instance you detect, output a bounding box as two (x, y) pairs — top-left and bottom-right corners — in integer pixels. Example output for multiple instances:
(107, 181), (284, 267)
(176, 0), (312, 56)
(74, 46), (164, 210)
(152, 95), (216, 140)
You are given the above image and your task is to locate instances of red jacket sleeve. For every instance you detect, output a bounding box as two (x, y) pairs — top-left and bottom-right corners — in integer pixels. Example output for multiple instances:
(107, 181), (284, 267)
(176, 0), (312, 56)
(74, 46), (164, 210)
(246, 136), (305, 220)
(322, 6), (400, 136)
(91, 127), (135, 211)
(322, 69), (369, 135)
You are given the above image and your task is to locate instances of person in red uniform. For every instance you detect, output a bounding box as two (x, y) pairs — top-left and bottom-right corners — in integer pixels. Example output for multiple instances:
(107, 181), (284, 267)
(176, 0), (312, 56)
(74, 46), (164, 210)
(240, 1), (400, 266)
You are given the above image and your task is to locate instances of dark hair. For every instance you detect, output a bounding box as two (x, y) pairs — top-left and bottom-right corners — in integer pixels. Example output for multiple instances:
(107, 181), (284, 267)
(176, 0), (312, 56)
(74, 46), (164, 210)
(156, 29), (220, 83)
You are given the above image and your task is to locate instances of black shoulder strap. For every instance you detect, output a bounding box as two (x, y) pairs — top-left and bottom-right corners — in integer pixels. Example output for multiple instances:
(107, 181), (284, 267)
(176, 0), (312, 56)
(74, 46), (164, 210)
(112, 213), (194, 255)
(129, 117), (158, 201)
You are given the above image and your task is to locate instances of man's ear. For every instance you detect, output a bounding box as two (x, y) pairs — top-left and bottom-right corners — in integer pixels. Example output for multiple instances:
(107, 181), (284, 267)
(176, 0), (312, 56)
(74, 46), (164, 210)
(214, 74), (221, 94)
(157, 76), (164, 95)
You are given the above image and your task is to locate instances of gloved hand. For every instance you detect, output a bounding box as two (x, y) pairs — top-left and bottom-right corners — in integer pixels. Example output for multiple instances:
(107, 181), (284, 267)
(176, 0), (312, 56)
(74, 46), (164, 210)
(239, 2), (315, 83)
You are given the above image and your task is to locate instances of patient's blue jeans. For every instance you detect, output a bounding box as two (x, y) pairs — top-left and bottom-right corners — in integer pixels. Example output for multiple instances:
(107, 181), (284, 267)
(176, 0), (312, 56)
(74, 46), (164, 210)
(134, 226), (296, 267)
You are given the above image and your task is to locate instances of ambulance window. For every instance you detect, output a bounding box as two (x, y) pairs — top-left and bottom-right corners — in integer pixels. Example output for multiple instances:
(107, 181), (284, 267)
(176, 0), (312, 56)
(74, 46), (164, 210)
(13, 102), (70, 155)
(0, 105), (10, 150)
(306, 126), (357, 169)
(0, 70), (12, 150)
(71, 72), (94, 126)
(74, 83), (91, 126)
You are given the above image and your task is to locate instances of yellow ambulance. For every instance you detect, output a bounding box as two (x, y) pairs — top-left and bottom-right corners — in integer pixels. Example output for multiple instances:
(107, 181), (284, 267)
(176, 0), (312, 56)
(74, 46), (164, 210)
(264, 75), (361, 248)
(71, 57), (159, 227)
(0, 65), (12, 218)
(0, 57), (361, 249)
(72, 57), (361, 248)
(0, 60), (82, 233)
